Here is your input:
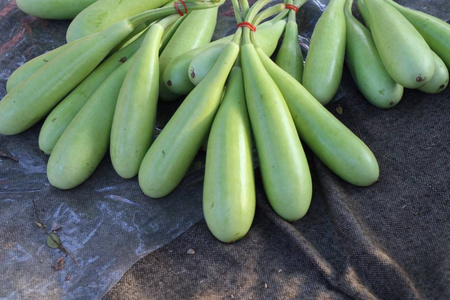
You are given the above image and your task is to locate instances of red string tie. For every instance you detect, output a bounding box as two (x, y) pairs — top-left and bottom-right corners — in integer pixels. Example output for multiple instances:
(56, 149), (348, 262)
(174, 0), (188, 16)
(285, 4), (298, 13)
(237, 22), (256, 32)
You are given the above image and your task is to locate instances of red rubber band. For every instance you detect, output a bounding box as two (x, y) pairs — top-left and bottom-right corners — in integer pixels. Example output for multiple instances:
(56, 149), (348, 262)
(285, 4), (298, 13)
(237, 22), (256, 32)
(174, 0), (188, 16)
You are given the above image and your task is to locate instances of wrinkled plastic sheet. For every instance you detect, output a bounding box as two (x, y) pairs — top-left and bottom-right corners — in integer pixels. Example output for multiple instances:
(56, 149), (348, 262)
(1, 0), (449, 299)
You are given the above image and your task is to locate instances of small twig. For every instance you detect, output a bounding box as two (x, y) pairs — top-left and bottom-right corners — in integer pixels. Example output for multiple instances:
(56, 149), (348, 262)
(0, 150), (19, 162)
(32, 199), (81, 269)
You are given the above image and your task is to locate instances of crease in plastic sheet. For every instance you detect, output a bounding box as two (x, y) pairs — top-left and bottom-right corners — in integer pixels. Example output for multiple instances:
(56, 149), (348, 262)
(0, 0), (444, 299)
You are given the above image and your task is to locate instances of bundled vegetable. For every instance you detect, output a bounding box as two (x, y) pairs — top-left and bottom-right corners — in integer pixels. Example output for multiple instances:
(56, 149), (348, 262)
(158, 7), (220, 101)
(274, 0), (304, 82)
(16, 0), (98, 20)
(2, 0), (448, 243)
(0, 0), (224, 136)
(66, 0), (173, 41)
(38, 31), (148, 155)
(302, 0), (346, 105)
(344, 0), (403, 108)
(203, 65), (256, 243)
(110, 17), (179, 179)
(359, 0), (435, 89)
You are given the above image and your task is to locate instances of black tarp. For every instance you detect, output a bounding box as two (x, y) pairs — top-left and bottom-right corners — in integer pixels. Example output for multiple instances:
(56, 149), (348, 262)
(1, 0), (449, 299)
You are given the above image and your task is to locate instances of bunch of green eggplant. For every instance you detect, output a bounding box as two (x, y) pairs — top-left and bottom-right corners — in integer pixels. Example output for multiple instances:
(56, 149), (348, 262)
(0, 1), (225, 182)
(8, 0), (447, 243)
(180, 0), (378, 243)
(302, 0), (449, 108)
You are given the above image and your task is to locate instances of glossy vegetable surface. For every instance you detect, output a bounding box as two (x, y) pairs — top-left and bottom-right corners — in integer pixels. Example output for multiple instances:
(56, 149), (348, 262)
(66, 0), (172, 42)
(361, 0), (435, 88)
(0, 20), (134, 135)
(47, 58), (134, 189)
(138, 32), (240, 198)
(38, 29), (146, 155)
(383, 0), (450, 70)
(203, 66), (255, 243)
(344, 0), (403, 108)
(16, 0), (97, 19)
(158, 7), (219, 101)
(110, 21), (167, 179)
(302, 0), (346, 105)
(274, 2), (303, 82)
(241, 28), (312, 222)
(257, 46), (379, 186)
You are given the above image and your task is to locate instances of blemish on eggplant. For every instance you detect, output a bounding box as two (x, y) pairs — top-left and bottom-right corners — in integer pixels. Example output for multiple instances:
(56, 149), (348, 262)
(190, 67), (195, 78)
(416, 76), (424, 82)
(167, 80), (172, 86)
(119, 56), (127, 63)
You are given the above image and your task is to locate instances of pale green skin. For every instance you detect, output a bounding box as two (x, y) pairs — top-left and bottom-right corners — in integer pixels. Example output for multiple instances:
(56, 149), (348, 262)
(344, 0), (403, 108)
(38, 31), (145, 155)
(16, 0), (97, 19)
(357, 0), (370, 29)
(47, 59), (133, 190)
(158, 8), (218, 101)
(110, 24), (164, 179)
(257, 47), (379, 187)
(241, 32), (312, 222)
(189, 42), (227, 86)
(162, 39), (229, 97)
(302, 0), (347, 105)
(361, 0), (435, 88)
(418, 51), (449, 94)
(203, 66), (255, 243)
(162, 19), (287, 99)
(138, 39), (240, 198)
(383, 0), (450, 70)
(66, 0), (172, 42)
(187, 19), (287, 88)
(0, 20), (133, 136)
(6, 42), (74, 92)
(275, 11), (304, 83)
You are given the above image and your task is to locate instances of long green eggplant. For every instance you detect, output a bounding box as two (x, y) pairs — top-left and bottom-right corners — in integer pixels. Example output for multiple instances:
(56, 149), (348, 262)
(241, 28), (312, 222)
(418, 51), (449, 94)
(110, 20), (168, 179)
(138, 31), (241, 198)
(158, 7), (219, 101)
(6, 41), (75, 92)
(38, 30), (146, 155)
(16, 0), (97, 20)
(66, 0), (173, 42)
(360, 0), (435, 88)
(203, 66), (255, 243)
(47, 57), (134, 190)
(274, 2), (303, 83)
(0, 20), (134, 136)
(302, 0), (347, 105)
(383, 0), (450, 70)
(187, 18), (287, 87)
(344, 0), (403, 108)
(256, 46), (379, 187)
(162, 18), (286, 98)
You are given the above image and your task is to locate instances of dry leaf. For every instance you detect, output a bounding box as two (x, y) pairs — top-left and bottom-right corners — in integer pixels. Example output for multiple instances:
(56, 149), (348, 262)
(53, 256), (65, 271)
(47, 233), (61, 249)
